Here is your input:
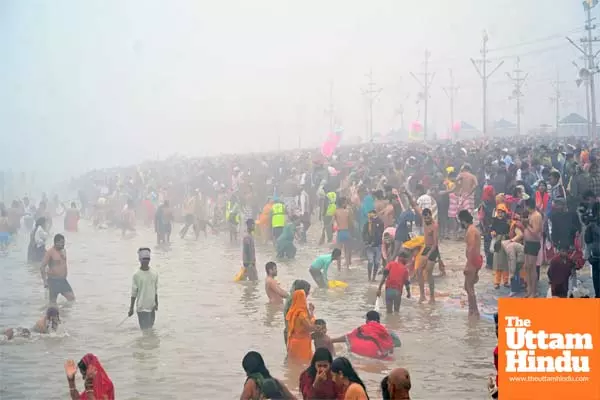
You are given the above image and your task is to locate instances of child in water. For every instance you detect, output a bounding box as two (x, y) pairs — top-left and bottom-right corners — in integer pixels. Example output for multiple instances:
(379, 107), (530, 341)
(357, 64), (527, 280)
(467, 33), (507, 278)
(312, 319), (335, 355)
(2, 307), (60, 341)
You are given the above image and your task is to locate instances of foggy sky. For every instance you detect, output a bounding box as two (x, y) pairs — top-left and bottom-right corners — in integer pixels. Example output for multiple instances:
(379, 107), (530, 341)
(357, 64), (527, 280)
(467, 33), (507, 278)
(0, 0), (591, 178)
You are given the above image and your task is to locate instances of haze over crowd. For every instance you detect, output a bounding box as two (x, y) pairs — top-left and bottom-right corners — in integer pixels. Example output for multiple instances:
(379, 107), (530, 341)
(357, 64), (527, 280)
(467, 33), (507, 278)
(0, 0), (591, 180)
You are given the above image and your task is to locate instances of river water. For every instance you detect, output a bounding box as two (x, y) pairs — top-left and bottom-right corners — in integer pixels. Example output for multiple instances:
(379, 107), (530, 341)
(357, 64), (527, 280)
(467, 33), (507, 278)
(0, 219), (496, 399)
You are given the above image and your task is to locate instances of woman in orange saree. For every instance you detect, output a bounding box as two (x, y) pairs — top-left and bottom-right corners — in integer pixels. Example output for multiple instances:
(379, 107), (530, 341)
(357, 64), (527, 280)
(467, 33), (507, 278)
(286, 289), (314, 363)
(257, 200), (274, 243)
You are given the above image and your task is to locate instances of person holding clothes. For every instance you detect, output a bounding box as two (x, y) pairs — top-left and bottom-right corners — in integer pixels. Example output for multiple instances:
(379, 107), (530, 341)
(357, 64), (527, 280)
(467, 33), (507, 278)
(128, 248), (158, 330)
(330, 357), (369, 400)
(298, 348), (341, 400)
(362, 210), (385, 281)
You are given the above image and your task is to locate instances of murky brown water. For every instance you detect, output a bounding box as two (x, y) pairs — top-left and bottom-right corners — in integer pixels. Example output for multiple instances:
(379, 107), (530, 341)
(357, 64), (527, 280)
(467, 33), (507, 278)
(0, 219), (496, 399)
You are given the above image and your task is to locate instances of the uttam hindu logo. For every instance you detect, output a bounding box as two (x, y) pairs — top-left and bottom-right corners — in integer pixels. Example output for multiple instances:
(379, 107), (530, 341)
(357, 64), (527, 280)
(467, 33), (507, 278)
(504, 316), (592, 373)
(499, 298), (600, 400)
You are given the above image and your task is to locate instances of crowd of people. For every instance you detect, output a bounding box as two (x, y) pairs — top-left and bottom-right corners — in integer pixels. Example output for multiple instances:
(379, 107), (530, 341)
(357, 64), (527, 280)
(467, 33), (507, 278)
(2, 135), (599, 398)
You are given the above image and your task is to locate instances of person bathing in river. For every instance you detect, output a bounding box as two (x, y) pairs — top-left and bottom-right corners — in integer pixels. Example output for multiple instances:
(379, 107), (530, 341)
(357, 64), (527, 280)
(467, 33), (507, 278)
(299, 347), (340, 400)
(330, 357), (369, 400)
(312, 319), (335, 355)
(28, 217), (48, 263)
(381, 368), (412, 400)
(154, 200), (172, 245)
(363, 209), (384, 282)
(128, 248), (158, 331)
(276, 216), (297, 259)
(330, 311), (395, 360)
(284, 280), (311, 347)
(242, 219), (258, 281)
(3, 306), (60, 340)
(240, 351), (297, 400)
(377, 253), (410, 314)
(286, 289), (315, 363)
(32, 306), (61, 334)
(65, 353), (115, 400)
(41, 234), (75, 303)
(64, 202), (80, 233)
(265, 261), (289, 304)
(309, 248), (342, 289)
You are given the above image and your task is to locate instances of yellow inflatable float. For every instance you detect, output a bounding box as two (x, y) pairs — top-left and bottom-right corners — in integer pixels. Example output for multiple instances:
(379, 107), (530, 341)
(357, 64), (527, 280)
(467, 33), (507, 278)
(328, 280), (348, 289)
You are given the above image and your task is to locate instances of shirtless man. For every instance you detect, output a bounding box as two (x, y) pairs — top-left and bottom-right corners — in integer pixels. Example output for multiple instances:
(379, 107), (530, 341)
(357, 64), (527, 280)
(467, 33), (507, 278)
(242, 219), (258, 281)
(382, 367), (412, 400)
(455, 164), (478, 217)
(333, 198), (352, 269)
(419, 208), (439, 304)
(523, 200), (543, 297)
(380, 197), (396, 229)
(459, 210), (481, 317)
(265, 261), (289, 304)
(41, 234), (75, 303)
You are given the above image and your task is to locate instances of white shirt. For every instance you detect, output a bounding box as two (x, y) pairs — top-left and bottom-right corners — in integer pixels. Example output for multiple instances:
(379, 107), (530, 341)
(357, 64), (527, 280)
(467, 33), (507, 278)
(298, 190), (309, 215)
(34, 226), (48, 248)
(417, 194), (438, 221)
(131, 269), (158, 312)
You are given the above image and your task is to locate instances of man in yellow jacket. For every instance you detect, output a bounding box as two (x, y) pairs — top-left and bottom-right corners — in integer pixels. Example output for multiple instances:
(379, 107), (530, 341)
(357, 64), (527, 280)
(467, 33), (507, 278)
(271, 197), (286, 242)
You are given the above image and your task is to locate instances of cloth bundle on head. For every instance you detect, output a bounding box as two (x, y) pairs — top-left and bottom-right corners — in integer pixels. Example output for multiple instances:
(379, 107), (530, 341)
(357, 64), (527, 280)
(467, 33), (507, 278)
(138, 248), (151, 261)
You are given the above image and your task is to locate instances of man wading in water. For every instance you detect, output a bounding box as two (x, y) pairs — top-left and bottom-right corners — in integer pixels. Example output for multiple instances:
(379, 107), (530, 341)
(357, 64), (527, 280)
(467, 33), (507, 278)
(128, 248), (159, 330)
(242, 219), (258, 281)
(265, 261), (289, 304)
(41, 234), (75, 303)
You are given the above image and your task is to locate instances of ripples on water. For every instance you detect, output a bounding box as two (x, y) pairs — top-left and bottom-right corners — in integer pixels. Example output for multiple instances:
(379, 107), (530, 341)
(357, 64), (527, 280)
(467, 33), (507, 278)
(0, 220), (495, 399)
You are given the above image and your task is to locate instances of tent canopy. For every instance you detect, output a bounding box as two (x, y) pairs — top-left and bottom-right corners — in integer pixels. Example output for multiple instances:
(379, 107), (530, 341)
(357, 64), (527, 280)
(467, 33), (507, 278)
(493, 118), (516, 129)
(559, 113), (588, 125)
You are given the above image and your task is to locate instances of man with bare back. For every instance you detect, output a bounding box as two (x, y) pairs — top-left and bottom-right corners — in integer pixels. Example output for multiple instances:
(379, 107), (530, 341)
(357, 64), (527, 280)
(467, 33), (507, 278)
(333, 197), (352, 269)
(41, 234), (75, 304)
(419, 208), (439, 303)
(265, 262), (289, 304)
(459, 210), (482, 317)
(455, 164), (478, 215)
(523, 200), (543, 297)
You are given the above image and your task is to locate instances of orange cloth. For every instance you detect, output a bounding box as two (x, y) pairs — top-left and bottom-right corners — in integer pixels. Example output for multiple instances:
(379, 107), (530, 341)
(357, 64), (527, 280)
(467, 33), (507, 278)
(259, 202), (273, 227)
(344, 383), (369, 400)
(286, 290), (313, 362)
(494, 270), (509, 285)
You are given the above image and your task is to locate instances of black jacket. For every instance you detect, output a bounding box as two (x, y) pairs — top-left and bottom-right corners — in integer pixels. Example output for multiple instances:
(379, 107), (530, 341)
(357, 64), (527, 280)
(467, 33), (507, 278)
(362, 217), (385, 247)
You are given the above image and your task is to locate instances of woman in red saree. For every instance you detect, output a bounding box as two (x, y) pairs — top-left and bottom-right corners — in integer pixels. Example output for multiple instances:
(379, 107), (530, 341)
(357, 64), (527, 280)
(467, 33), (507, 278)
(65, 353), (114, 400)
